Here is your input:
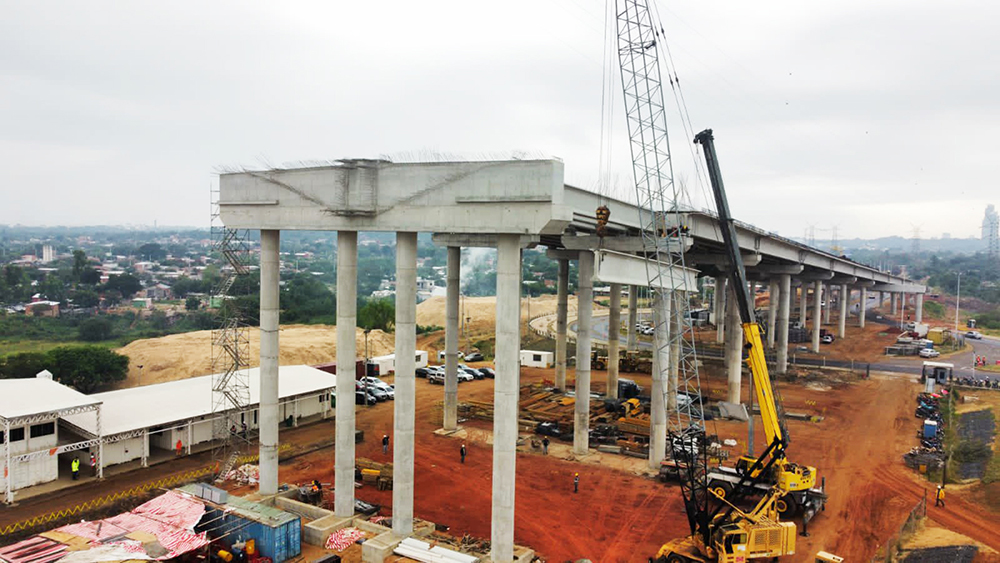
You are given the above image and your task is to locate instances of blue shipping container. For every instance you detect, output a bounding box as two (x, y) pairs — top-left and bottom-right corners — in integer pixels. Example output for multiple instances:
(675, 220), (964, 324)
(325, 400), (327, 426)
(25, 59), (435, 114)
(184, 485), (301, 563)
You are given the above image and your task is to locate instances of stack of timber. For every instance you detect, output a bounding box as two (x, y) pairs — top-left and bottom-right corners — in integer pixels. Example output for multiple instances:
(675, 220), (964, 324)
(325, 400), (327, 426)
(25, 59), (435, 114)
(455, 383), (612, 427)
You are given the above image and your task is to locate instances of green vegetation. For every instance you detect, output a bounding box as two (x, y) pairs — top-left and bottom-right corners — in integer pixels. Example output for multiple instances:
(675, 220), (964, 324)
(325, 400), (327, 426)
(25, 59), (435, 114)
(0, 345), (129, 393)
(923, 300), (945, 318)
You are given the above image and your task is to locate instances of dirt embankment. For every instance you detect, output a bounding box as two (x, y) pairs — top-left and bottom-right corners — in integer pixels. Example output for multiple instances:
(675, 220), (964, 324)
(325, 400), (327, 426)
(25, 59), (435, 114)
(114, 325), (395, 388)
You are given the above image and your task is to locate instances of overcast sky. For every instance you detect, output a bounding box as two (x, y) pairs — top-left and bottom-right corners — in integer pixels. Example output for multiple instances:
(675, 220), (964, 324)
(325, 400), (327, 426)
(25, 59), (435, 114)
(2, 1), (997, 239)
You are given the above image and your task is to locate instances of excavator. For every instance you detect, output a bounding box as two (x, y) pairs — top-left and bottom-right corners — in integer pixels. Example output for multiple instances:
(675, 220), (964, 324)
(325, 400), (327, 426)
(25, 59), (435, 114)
(651, 130), (825, 562)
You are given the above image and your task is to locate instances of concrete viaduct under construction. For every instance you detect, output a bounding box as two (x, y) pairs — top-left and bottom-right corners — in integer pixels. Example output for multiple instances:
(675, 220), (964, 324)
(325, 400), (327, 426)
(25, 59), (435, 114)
(219, 158), (924, 562)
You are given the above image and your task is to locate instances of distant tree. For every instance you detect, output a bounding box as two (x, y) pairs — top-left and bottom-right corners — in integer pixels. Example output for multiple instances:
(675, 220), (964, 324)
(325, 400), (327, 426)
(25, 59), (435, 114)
(46, 346), (129, 393)
(0, 352), (49, 379)
(280, 274), (336, 323)
(105, 274), (143, 300)
(171, 277), (204, 298)
(71, 289), (100, 308)
(79, 268), (101, 285)
(78, 317), (113, 341)
(358, 298), (395, 332)
(185, 296), (200, 311)
(72, 250), (87, 279)
(137, 243), (166, 261)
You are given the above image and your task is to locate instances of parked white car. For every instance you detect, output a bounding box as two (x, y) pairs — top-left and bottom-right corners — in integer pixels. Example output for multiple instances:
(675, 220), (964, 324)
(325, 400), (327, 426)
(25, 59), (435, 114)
(359, 376), (395, 399)
(919, 348), (940, 358)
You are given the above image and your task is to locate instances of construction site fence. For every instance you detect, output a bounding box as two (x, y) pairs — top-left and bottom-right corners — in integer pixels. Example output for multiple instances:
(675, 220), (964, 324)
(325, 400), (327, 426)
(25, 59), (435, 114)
(870, 492), (927, 562)
(0, 452), (264, 538)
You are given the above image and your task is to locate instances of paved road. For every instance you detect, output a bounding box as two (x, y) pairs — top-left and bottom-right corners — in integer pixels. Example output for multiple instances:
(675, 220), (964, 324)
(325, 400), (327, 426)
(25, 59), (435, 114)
(574, 303), (1000, 380)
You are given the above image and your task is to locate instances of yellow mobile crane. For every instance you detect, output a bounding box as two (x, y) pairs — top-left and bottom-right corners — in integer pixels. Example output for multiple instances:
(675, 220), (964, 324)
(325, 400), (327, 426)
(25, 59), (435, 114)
(694, 130), (827, 527)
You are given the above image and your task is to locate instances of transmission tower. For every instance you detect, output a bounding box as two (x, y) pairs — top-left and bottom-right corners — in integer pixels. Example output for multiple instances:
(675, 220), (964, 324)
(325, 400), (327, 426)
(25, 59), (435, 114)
(210, 182), (253, 480)
(911, 225), (921, 254)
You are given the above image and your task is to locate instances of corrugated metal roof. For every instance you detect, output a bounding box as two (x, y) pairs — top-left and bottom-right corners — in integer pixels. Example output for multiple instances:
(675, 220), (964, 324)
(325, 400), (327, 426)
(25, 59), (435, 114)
(0, 378), (100, 420)
(64, 365), (334, 437)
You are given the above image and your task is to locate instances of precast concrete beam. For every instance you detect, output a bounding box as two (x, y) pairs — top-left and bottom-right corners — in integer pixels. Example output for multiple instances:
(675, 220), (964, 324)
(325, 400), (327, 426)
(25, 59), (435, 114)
(491, 234), (521, 563)
(573, 251), (594, 456)
(796, 271), (835, 281)
(545, 249), (579, 262)
(443, 246), (460, 431)
(393, 232), (417, 536)
(555, 259), (569, 392)
(334, 231), (357, 516)
(258, 229), (280, 496)
(607, 283), (621, 399)
(592, 250), (699, 290)
(561, 235), (690, 253)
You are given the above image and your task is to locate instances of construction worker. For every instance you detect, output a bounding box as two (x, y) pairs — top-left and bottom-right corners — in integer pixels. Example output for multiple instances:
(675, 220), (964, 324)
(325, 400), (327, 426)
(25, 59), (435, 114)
(935, 485), (945, 507)
(176, 439), (183, 457)
(90, 453), (97, 476)
(542, 437), (550, 455)
(573, 472), (579, 494)
(460, 444), (467, 464)
(382, 434), (390, 455)
(71, 456), (80, 481)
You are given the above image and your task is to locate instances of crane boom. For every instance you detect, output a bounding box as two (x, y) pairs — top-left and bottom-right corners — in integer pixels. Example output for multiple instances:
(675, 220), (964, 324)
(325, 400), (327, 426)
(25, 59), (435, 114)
(694, 129), (786, 450)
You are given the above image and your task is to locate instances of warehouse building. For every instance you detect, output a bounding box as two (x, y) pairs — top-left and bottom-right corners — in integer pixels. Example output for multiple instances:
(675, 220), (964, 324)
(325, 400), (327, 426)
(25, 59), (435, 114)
(1, 365), (334, 503)
(0, 372), (102, 503)
(63, 365), (335, 468)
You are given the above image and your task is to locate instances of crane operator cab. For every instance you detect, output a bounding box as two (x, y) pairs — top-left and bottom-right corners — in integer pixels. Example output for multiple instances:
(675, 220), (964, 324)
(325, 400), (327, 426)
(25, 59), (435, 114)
(735, 456), (818, 494)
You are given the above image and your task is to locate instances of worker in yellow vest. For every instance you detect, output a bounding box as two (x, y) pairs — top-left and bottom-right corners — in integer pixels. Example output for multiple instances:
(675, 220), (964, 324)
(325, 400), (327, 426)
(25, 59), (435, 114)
(71, 457), (81, 481)
(935, 485), (945, 507)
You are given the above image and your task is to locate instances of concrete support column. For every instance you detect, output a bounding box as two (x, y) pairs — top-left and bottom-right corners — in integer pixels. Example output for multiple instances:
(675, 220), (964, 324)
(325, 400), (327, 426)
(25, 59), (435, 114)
(607, 283), (621, 399)
(823, 286), (832, 325)
(258, 229), (280, 496)
(839, 284), (849, 338)
(767, 279), (778, 348)
(776, 274), (791, 374)
(443, 246), (460, 431)
(879, 291), (885, 309)
(668, 291), (681, 410)
(649, 293), (669, 469)
(859, 286), (867, 328)
(915, 293), (924, 323)
(334, 231), (357, 517)
(799, 283), (807, 325)
(554, 259), (569, 392)
(724, 283), (742, 404)
(186, 421), (192, 455)
(141, 429), (149, 467)
(891, 292), (898, 315)
(627, 286), (638, 351)
(573, 251), (594, 456)
(490, 234), (521, 563)
(901, 292), (908, 320)
(393, 232), (417, 536)
(714, 277), (727, 343)
(812, 281), (823, 352)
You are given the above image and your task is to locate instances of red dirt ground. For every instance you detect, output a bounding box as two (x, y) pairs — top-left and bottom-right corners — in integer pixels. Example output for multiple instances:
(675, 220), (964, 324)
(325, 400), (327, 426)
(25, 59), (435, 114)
(266, 363), (1000, 562)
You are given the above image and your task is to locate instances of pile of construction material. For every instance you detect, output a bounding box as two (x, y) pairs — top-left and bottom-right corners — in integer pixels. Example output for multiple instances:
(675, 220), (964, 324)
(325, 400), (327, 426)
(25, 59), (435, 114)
(222, 463), (260, 484)
(356, 457), (394, 490)
(457, 383), (609, 428)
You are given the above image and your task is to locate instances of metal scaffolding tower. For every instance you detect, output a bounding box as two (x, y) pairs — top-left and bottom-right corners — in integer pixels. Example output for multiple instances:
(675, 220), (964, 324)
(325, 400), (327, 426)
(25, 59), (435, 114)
(210, 183), (253, 479)
(984, 204), (999, 261)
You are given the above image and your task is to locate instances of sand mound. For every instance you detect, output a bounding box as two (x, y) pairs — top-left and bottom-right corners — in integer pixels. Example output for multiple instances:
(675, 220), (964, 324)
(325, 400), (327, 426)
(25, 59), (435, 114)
(415, 294), (594, 330)
(115, 324), (395, 389)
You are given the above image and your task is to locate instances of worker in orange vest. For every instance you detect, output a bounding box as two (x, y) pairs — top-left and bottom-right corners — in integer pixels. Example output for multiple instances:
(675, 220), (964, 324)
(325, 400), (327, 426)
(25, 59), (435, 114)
(175, 439), (183, 457)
